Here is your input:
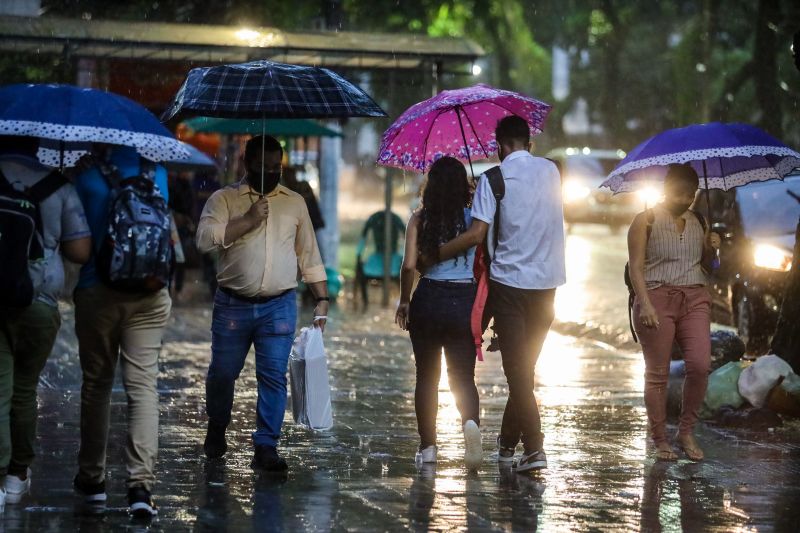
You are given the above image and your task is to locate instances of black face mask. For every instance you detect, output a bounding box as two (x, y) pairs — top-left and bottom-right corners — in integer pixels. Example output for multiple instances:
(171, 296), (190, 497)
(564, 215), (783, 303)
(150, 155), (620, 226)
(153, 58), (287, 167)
(247, 171), (281, 195)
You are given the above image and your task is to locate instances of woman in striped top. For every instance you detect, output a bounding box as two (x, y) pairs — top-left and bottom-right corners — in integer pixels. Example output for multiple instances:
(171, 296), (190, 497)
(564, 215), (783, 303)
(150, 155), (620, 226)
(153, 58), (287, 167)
(628, 163), (721, 461)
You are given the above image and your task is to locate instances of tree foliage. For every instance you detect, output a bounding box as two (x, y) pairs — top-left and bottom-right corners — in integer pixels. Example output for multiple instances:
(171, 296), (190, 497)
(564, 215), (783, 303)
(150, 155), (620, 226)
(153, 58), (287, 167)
(24, 0), (800, 148)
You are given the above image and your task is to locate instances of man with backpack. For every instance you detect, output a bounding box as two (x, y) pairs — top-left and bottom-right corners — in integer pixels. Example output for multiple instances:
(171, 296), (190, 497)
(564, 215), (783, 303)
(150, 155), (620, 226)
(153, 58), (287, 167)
(71, 145), (172, 519)
(432, 116), (566, 473)
(0, 136), (91, 508)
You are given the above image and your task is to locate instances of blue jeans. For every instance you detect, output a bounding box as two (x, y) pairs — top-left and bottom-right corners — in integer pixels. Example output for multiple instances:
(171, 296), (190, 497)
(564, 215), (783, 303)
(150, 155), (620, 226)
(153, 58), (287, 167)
(206, 289), (297, 448)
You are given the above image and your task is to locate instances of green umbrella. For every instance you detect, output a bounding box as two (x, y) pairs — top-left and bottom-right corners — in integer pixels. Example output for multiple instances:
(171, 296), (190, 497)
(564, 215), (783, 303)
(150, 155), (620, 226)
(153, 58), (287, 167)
(182, 117), (342, 137)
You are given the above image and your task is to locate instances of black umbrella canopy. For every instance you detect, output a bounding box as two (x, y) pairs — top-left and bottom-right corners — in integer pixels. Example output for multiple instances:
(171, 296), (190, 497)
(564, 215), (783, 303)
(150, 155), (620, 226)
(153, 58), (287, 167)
(161, 60), (387, 122)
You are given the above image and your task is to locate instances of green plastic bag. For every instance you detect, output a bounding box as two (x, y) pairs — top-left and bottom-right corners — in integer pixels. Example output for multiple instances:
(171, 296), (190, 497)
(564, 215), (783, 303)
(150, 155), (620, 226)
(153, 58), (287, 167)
(701, 361), (745, 419)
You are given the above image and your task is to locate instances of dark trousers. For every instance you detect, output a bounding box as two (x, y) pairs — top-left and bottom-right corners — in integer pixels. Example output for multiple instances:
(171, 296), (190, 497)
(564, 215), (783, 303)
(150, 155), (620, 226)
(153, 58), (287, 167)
(490, 280), (555, 453)
(409, 278), (479, 447)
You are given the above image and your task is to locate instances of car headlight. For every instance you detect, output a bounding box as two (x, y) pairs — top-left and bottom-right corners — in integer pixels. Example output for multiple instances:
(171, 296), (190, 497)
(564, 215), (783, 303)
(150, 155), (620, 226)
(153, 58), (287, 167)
(753, 243), (793, 272)
(636, 185), (663, 206)
(563, 180), (590, 204)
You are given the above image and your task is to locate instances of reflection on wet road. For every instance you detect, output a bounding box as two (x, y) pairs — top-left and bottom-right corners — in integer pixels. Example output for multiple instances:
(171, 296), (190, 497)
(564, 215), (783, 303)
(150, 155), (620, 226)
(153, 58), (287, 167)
(10, 226), (800, 531)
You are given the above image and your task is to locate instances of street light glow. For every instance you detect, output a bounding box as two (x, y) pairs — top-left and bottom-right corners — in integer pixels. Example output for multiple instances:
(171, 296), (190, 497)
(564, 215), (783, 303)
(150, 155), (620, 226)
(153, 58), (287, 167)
(235, 28), (261, 41)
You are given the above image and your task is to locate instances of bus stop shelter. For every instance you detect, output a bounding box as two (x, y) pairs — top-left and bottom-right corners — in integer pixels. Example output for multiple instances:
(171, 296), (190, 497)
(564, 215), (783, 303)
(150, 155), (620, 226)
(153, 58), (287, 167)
(0, 15), (485, 305)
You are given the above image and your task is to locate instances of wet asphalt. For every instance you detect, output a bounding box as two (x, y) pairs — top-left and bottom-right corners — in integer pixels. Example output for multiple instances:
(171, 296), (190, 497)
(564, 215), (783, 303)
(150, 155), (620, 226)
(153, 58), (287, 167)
(5, 225), (800, 532)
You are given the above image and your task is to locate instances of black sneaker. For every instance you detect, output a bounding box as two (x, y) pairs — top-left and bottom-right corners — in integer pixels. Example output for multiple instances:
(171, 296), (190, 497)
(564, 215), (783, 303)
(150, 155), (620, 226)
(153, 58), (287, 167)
(251, 445), (288, 472)
(516, 449), (547, 473)
(204, 422), (227, 459)
(497, 436), (515, 463)
(128, 486), (158, 519)
(73, 476), (107, 514)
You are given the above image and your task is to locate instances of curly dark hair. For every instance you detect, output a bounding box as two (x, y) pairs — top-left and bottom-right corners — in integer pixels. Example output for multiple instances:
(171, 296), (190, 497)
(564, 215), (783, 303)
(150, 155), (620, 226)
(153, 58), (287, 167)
(417, 156), (472, 265)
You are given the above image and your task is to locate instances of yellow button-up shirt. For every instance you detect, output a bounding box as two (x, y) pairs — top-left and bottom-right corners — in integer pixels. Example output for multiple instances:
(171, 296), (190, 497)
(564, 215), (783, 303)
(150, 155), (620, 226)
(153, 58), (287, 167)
(196, 180), (326, 297)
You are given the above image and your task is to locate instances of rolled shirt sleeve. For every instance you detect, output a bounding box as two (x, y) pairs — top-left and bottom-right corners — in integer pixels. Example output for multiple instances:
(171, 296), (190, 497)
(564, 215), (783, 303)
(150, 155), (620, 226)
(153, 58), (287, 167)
(196, 189), (233, 253)
(60, 183), (91, 242)
(470, 173), (497, 224)
(295, 201), (327, 284)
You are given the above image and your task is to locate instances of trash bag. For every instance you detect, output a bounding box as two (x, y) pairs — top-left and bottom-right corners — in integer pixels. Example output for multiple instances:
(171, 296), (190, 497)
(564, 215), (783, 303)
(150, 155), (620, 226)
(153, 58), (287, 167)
(701, 361), (746, 418)
(709, 330), (746, 371)
(765, 372), (800, 418)
(738, 355), (794, 408)
(289, 327), (333, 430)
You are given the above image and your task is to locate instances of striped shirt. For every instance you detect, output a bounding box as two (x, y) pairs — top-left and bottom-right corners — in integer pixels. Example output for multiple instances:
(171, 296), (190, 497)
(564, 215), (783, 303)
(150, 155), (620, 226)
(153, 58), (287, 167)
(644, 205), (707, 289)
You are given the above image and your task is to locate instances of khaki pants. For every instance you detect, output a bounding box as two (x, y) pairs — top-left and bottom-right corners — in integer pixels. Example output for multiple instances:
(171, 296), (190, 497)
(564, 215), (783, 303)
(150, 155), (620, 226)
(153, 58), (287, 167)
(74, 284), (171, 491)
(0, 302), (61, 476)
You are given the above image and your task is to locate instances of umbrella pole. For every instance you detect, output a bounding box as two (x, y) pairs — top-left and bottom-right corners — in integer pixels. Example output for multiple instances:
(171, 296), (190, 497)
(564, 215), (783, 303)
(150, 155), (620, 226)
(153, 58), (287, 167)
(702, 159), (720, 269)
(702, 160), (711, 223)
(261, 116), (266, 197)
(455, 106), (475, 180)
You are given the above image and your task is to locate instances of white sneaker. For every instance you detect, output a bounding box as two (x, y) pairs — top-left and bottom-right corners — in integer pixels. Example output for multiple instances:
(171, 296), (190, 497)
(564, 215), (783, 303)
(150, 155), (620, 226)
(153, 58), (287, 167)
(415, 445), (437, 465)
(4, 469), (31, 504)
(463, 420), (482, 470)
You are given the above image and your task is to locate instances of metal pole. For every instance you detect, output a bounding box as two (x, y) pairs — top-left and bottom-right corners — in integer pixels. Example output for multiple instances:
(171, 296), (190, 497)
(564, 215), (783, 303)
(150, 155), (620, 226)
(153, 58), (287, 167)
(382, 170), (393, 307)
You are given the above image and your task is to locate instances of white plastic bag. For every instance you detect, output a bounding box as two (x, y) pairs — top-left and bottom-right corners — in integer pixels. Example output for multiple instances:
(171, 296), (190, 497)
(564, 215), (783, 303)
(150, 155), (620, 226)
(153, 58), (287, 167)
(738, 354), (794, 408)
(289, 327), (333, 430)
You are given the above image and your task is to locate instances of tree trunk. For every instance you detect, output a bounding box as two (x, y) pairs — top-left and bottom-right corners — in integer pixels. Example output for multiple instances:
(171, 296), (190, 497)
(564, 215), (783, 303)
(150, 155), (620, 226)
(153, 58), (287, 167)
(753, 0), (782, 136)
(770, 217), (800, 370)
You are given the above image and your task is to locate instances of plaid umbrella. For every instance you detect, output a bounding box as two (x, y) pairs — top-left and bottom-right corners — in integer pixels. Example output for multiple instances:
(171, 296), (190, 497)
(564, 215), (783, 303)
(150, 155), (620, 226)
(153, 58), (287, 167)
(161, 60), (386, 122)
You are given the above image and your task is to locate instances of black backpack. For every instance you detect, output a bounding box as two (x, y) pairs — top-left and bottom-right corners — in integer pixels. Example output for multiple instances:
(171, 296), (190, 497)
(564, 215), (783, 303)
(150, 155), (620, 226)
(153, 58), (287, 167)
(0, 168), (67, 308)
(624, 208), (707, 342)
(95, 159), (173, 293)
(480, 166), (505, 351)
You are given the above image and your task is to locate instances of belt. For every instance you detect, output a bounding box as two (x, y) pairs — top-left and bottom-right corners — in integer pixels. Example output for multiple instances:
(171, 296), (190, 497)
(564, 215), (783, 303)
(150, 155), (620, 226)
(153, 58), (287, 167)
(219, 286), (292, 304)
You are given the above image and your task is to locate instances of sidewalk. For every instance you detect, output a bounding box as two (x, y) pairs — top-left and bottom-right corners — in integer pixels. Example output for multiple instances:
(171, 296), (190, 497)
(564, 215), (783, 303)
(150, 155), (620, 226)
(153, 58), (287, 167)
(11, 299), (800, 531)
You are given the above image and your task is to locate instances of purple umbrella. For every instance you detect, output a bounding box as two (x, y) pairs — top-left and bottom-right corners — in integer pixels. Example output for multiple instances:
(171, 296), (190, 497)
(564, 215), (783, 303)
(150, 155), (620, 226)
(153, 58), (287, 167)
(376, 84), (551, 175)
(601, 122), (800, 194)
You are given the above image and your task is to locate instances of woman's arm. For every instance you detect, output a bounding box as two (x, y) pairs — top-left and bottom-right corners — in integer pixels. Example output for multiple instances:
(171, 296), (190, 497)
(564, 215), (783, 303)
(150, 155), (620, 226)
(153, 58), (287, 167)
(395, 213), (420, 330)
(628, 212), (660, 329)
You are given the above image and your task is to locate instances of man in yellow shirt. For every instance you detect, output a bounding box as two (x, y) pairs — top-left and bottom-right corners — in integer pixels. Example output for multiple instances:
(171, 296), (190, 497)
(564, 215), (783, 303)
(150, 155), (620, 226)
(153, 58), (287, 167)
(196, 135), (328, 472)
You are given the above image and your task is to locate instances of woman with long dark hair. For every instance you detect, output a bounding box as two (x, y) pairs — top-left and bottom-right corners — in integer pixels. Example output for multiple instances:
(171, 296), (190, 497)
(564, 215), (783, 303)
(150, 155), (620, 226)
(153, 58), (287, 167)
(395, 156), (482, 470)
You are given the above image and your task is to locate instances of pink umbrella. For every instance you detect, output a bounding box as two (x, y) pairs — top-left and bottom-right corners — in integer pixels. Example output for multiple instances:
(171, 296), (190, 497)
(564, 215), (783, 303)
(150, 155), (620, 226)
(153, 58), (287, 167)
(376, 83), (551, 175)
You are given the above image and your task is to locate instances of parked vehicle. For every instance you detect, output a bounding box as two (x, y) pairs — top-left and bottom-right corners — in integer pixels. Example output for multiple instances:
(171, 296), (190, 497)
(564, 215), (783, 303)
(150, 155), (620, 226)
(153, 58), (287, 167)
(547, 147), (658, 233)
(705, 173), (800, 353)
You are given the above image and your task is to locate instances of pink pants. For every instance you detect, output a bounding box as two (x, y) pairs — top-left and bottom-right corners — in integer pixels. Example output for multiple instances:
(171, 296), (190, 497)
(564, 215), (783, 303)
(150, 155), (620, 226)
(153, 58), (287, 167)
(633, 285), (711, 445)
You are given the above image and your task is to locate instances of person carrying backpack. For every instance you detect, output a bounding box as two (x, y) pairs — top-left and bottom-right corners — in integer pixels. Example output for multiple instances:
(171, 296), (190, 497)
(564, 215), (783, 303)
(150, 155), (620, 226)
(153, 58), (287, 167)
(627, 163), (720, 462)
(0, 136), (91, 509)
(427, 116), (566, 473)
(71, 145), (172, 518)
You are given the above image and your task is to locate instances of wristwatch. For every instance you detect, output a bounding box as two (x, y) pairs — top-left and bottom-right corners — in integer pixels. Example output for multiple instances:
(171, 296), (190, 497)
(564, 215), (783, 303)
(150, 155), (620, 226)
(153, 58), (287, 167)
(316, 296), (331, 302)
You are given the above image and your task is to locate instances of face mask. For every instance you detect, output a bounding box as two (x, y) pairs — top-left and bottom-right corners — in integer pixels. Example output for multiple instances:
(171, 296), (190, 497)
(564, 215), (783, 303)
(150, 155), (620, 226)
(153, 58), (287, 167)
(247, 171), (281, 195)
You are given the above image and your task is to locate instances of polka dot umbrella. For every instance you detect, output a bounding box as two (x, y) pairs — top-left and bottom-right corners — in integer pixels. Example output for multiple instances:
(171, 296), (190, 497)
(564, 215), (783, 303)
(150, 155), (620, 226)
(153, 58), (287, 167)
(376, 83), (551, 177)
(0, 84), (189, 167)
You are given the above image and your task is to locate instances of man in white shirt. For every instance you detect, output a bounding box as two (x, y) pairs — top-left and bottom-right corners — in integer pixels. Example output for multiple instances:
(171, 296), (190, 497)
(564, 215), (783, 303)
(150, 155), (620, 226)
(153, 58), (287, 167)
(435, 115), (565, 472)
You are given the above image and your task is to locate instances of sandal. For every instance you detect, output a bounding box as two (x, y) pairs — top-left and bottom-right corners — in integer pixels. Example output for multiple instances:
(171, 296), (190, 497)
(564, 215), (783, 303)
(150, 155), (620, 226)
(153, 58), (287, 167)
(654, 444), (678, 461)
(676, 435), (704, 461)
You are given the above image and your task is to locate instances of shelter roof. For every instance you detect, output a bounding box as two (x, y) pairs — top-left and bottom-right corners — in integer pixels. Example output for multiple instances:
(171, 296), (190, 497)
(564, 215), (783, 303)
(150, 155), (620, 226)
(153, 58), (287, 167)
(0, 15), (484, 70)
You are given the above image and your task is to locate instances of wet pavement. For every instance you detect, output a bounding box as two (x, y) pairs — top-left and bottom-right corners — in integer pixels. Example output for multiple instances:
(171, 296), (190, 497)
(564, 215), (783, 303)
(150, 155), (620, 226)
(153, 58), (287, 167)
(6, 226), (800, 531)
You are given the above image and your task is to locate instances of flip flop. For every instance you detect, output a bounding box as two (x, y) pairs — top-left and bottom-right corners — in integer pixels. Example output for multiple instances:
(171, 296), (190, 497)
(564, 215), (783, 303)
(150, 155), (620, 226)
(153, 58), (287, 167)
(677, 441), (704, 461)
(675, 437), (705, 461)
(655, 447), (678, 461)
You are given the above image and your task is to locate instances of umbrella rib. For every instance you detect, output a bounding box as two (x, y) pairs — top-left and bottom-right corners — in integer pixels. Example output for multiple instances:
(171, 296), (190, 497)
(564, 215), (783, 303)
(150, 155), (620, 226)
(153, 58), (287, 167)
(483, 100), (547, 134)
(460, 105), (491, 159)
(420, 108), (448, 172)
